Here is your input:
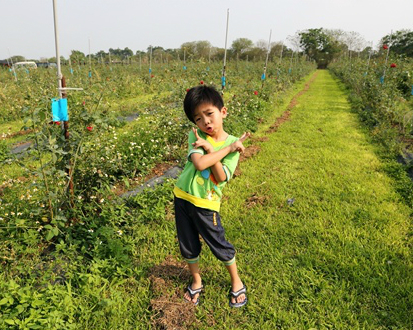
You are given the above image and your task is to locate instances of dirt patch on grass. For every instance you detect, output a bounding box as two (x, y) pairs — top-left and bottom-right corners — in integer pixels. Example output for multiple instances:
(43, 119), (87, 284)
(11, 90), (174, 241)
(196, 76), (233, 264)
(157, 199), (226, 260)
(266, 110), (292, 134)
(233, 145), (261, 178)
(149, 256), (198, 329)
(113, 161), (177, 196)
(265, 71), (318, 135)
(245, 193), (270, 208)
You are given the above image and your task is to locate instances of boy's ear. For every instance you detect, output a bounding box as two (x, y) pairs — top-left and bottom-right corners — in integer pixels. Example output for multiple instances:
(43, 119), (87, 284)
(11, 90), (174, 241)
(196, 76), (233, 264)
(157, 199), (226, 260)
(221, 106), (228, 118)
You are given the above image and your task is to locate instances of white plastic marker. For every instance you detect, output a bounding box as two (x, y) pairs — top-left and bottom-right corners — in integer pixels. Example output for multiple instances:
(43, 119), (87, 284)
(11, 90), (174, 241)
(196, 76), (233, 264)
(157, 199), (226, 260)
(221, 8), (230, 93)
(262, 29), (272, 86)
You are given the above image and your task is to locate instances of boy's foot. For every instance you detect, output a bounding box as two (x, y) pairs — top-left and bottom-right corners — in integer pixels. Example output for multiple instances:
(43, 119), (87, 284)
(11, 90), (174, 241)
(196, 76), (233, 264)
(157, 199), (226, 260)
(184, 284), (203, 306)
(229, 284), (247, 308)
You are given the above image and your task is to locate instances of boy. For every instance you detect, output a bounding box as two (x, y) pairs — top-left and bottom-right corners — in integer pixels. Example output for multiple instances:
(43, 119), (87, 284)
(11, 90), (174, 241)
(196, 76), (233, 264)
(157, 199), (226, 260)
(173, 84), (250, 307)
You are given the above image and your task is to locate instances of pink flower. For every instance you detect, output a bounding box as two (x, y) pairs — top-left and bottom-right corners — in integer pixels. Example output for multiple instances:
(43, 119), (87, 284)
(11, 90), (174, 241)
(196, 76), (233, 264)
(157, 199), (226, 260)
(390, 63), (396, 68)
(82, 101), (86, 106)
(200, 80), (204, 85)
(86, 126), (93, 131)
(254, 91), (258, 95)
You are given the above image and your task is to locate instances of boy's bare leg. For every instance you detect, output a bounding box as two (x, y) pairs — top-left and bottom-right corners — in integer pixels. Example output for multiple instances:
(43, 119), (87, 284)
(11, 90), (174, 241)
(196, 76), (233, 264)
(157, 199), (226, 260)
(226, 261), (246, 304)
(185, 262), (202, 304)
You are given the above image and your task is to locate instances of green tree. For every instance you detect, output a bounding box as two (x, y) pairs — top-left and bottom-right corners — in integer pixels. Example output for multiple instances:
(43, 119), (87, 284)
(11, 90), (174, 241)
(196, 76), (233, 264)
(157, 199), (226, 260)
(299, 28), (340, 68)
(381, 30), (413, 57)
(69, 50), (86, 65)
(231, 38), (253, 59)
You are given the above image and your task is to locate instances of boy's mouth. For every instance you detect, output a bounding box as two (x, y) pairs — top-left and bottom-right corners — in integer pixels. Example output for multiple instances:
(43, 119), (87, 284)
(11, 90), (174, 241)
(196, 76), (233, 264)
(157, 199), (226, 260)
(206, 127), (213, 133)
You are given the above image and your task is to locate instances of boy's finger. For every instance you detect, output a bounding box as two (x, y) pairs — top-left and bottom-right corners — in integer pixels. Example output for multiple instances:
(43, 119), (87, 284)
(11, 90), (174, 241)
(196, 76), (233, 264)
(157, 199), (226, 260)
(239, 132), (251, 142)
(192, 127), (200, 138)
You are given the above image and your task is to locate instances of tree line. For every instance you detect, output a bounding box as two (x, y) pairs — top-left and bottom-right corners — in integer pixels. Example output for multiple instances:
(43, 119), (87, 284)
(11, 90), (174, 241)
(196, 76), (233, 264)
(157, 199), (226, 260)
(4, 28), (412, 68)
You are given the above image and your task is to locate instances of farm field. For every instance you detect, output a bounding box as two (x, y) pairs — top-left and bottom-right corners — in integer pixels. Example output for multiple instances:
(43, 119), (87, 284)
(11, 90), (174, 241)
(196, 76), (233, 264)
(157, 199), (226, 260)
(1, 61), (412, 328)
(2, 2), (413, 328)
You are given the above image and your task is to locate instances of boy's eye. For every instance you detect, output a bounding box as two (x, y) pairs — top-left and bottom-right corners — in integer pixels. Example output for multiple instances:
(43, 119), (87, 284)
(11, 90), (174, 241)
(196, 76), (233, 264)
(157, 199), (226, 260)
(208, 112), (213, 115)
(195, 118), (201, 122)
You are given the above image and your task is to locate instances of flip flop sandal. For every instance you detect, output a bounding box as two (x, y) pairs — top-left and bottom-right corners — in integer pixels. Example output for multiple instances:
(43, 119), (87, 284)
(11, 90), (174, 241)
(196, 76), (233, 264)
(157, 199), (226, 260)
(229, 285), (247, 308)
(185, 285), (203, 306)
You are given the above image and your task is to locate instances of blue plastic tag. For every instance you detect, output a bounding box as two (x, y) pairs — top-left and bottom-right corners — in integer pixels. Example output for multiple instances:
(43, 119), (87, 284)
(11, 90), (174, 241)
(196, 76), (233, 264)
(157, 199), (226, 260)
(183, 66), (187, 70)
(221, 76), (226, 86)
(149, 68), (152, 73)
(380, 76), (384, 84)
(51, 98), (69, 121)
(206, 67), (210, 71)
(70, 68), (74, 74)
(288, 68), (292, 74)
(411, 85), (413, 96)
(261, 73), (266, 80)
(88, 71), (92, 78)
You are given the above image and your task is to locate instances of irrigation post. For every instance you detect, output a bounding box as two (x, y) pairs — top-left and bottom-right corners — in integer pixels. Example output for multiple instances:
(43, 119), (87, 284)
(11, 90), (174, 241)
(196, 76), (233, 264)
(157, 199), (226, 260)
(52, 0), (63, 98)
(88, 38), (92, 81)
(382, 30), (393, 83)
(262, 29), (272, 89)
(221, 8), (229, 93)
(8, 49), (17, 82)
(52, 0), (83, 206)
(149, 46), (153, 81)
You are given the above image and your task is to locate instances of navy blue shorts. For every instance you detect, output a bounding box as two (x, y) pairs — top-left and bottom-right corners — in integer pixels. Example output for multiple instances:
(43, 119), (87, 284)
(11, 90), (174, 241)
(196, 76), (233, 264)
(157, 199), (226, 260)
(174, 197), (236, 266)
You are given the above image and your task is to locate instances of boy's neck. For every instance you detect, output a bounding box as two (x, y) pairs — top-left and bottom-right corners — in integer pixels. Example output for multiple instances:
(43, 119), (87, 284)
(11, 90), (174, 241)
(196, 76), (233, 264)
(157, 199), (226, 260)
(206, 128), (228, 142)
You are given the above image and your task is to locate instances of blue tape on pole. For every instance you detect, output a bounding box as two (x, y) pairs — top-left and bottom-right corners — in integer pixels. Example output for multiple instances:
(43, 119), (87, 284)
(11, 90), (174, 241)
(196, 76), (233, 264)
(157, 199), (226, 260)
(261, 73), (266, 80)
(221, 76), (226, 86)
(88, 71), (92, 78)
(149, 68), (152, 73)
(288, 68), (292, 74)
(183, 66), (187, 70)
(380, 76), (384, 84)
(51, 98), (69, 121)
(70, 68), (74, 75)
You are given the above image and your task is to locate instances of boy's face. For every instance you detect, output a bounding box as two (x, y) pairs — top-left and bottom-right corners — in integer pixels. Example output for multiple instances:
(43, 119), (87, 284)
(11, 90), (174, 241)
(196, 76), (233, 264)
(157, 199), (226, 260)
(193, 102), (227, 137)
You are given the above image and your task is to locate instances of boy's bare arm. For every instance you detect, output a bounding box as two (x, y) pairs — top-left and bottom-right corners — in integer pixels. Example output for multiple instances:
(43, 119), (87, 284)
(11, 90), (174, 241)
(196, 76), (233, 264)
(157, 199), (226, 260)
(191, 130), (250, 181)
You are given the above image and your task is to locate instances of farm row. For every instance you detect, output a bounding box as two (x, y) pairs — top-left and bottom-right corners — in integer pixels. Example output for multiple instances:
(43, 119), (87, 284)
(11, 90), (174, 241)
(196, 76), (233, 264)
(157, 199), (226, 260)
(329, 54), (413, 161)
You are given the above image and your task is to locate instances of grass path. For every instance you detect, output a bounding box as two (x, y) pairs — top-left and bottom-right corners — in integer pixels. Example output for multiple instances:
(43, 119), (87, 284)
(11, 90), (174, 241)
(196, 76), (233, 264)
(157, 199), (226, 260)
(191, 70), (413, 329)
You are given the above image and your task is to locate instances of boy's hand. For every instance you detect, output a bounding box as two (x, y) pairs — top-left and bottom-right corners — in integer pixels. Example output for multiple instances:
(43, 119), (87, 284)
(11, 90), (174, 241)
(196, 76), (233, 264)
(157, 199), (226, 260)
(230, 132), (251, 153)
(192, 128), (213, 153)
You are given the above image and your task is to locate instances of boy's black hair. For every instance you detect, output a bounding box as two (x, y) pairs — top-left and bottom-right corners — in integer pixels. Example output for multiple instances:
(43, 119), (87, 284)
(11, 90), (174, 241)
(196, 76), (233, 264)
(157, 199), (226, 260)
(183, 85), (224, 123)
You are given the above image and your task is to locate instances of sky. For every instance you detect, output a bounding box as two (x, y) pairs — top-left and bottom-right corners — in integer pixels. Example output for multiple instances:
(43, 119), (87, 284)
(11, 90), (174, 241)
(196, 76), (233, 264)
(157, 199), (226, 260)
(1, 0), (412, 60)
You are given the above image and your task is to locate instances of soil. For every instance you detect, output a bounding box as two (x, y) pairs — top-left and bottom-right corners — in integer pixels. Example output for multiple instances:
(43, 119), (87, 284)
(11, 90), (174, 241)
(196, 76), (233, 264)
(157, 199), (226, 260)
(149, 256), (198, 329)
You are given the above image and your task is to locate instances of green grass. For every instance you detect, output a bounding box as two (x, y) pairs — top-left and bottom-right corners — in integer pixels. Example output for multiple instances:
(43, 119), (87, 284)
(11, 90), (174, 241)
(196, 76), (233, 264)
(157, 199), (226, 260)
(211, 70), (412, 329)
